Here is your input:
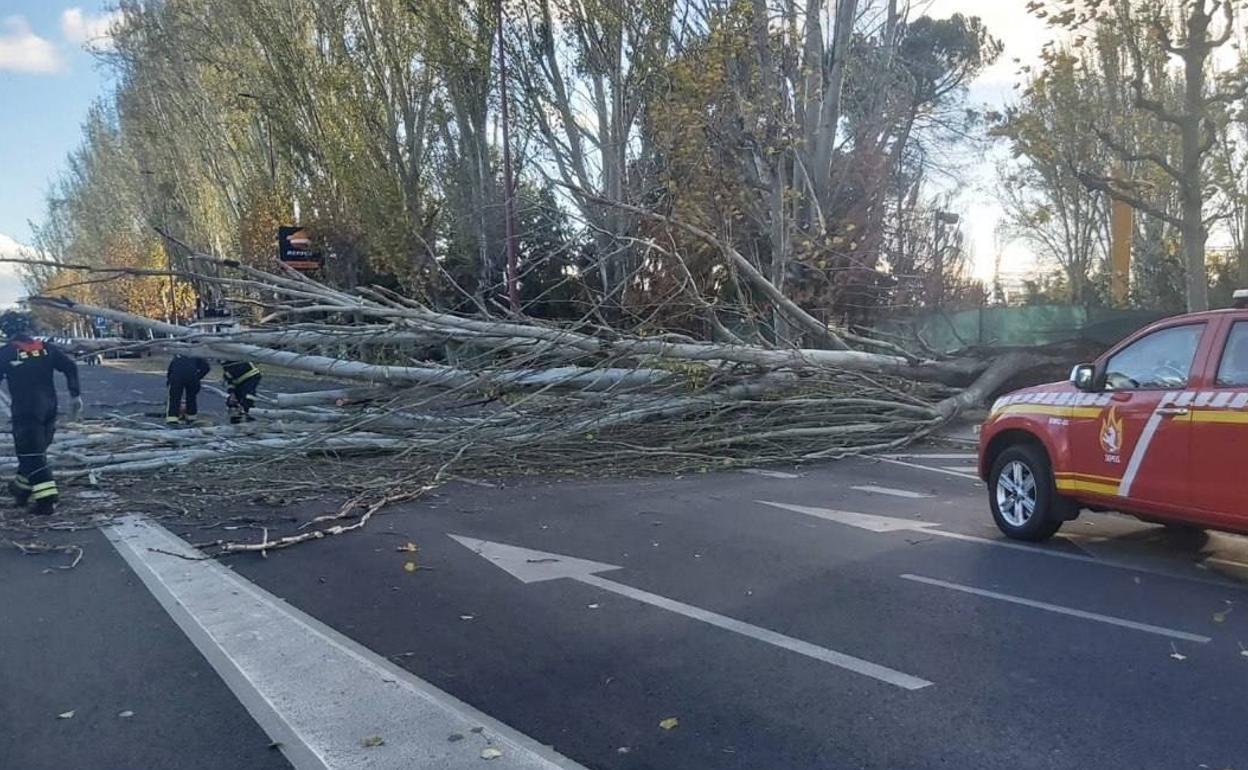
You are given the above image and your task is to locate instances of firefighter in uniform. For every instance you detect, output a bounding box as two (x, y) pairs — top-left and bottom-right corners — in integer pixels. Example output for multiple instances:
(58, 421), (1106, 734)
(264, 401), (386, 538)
(222, 360), (261, 424)
(166, 354), (211, 425)
(0, 315), (81, 515)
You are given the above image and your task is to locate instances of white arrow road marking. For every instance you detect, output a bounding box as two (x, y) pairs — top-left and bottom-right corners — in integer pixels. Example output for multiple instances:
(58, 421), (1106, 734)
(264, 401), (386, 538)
(851, 485), (933, 499)
(756, 501), (1248, 591)
(900, 574), (1212, 643)
(103, 516), (588, 770)
(449, 535), (932, 691)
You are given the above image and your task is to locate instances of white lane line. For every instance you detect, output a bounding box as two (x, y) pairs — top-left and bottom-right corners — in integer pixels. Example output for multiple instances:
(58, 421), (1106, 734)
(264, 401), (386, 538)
(741, 468), (801, 479)
(874, 456), (980, 481)
(103, 516), (587, 770)
(1206, 557), (1248, 570)
(943, 466), (981, 474)
(900, 574), (1212, 643)
(880, 453), (976, 461)
(851, 485), (933, 499)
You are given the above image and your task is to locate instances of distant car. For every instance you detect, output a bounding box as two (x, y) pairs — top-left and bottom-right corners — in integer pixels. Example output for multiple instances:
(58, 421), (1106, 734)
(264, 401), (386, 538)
(979, 297), (1248, 541)
(188, 319), (240, 336)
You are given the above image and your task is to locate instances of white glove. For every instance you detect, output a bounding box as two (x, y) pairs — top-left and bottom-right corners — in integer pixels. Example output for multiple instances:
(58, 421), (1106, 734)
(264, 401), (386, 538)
(69, 396), (84, 420)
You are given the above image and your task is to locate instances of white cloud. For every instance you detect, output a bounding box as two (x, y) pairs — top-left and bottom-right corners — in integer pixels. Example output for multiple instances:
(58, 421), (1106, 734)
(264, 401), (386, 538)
(0, 234), (35, 307)
(0, 16), (64, 74)
(60, 7), (121, 52)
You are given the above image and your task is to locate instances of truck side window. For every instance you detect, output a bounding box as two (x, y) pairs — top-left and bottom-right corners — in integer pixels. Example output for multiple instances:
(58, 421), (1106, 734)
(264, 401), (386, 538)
(1216, 322), (1248, 387)
(1104, 323), (1205, 390)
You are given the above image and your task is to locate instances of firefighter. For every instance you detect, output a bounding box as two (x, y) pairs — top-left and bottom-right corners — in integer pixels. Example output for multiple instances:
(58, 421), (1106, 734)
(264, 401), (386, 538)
(222, 360), (261, 424)
(166, 354), (211, 426)
(0, 314), (81, 515)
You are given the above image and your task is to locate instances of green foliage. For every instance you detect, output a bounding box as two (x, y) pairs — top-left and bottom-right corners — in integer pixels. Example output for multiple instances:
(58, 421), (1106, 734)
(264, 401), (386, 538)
(31, 0), (1009, 331)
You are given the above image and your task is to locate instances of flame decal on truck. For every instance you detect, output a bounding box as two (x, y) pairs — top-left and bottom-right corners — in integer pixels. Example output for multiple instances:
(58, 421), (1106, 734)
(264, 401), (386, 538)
(1099, 406), (1124, 455)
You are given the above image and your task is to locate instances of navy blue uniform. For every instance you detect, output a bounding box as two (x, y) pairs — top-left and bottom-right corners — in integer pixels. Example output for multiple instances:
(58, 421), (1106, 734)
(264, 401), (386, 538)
(166, 355), (211, 423)
(222, 361), (260, 423)
(0, 336), (79, 504)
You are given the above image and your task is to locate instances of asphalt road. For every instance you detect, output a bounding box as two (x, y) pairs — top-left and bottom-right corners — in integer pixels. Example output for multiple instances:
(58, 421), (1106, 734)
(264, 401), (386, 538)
(4, 362), (1248, 769)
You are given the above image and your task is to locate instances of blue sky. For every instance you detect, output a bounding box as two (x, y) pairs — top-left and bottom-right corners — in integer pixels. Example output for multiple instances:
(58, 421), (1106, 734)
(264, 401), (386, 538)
(0, 2), (116, 244)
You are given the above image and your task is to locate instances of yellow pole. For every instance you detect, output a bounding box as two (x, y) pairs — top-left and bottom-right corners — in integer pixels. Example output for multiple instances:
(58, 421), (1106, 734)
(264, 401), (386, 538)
(1110, 198), (1132, 307)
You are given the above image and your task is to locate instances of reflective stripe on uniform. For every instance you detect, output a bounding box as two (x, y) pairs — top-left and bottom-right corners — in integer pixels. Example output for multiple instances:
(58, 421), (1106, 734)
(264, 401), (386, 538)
(30, 481), (58, 500)
(13, 474), (30, 491)
(166, 416), (181, 424)
(227, 367), (260, 385)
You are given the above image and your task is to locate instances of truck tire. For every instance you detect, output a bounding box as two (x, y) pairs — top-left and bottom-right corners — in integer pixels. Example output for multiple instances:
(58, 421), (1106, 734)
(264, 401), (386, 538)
(989, 444), (1070, 542)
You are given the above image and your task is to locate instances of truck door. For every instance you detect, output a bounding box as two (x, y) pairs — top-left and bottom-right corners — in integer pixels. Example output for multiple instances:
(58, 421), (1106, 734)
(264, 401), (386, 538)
(1070, 323), (1207, 508)
(1191, 319), (1248, 519)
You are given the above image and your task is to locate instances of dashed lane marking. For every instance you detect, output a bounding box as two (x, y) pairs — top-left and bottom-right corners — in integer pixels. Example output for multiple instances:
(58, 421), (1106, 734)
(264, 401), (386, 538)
(851, 485), (933, 499)
(880, 453), (977, 461)
(741, 468), (801, 479)
(874, 456), (980, 481)
(900, 574), (1212, 643)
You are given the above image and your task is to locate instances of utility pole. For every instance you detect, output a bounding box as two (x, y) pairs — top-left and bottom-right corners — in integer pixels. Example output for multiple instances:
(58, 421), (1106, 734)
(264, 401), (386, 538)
(497, 0), (520, 312)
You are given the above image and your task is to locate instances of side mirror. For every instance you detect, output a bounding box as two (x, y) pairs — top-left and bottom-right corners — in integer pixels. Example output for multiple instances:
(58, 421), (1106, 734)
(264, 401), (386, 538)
(1070, 363), (1097, 392)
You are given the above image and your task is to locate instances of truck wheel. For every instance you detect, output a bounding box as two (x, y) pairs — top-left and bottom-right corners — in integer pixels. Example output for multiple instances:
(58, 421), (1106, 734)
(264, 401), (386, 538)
(989, 444), (1069, 542)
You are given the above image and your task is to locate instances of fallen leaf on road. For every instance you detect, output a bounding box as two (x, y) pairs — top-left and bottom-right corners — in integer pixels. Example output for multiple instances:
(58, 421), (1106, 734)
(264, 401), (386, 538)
(447, 733), (464, 743)
(118, 710), (134, 719)
(617, 747), (631, 754)
(481, 747), (503, 760)
(57, 711), (75, 720)
(1170, 643), (1188, 661)
(1214, 609), (1231, 623)
(587, 603), (600, 609)
(361, 735), (385, 748)
(460, 614), (474, 621)
(403, 561), (417, 573)
(659, 717), (679, 730)
(397, 543), (418, 552)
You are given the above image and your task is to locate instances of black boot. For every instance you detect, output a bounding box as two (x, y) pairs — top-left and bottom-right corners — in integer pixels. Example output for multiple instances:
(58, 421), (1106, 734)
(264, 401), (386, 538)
(7, 480), (29, 506)
(31, 496), (56, 516)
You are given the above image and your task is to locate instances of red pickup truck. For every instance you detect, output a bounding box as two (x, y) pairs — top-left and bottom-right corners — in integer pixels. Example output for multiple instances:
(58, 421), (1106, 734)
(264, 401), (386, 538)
(978, 301), (1248, 541)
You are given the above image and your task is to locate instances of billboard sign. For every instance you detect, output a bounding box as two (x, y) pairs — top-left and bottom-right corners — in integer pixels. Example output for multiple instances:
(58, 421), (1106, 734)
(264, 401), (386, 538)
(277, 226), (322, 270)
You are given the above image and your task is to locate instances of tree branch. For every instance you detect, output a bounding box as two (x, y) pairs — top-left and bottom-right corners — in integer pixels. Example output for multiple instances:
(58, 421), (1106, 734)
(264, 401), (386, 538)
(1075, 172), (1184, 229)
(1093, 127), (1183, 184)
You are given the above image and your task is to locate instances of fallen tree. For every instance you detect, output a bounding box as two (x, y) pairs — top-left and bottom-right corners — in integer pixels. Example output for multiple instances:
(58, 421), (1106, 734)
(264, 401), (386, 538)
(6, 254), (1055, 557)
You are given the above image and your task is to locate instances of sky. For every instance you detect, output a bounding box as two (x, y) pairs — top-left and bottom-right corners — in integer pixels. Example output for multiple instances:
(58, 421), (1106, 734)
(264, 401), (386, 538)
(0, 0), (117, 304)
(0, 0), (1046, 306)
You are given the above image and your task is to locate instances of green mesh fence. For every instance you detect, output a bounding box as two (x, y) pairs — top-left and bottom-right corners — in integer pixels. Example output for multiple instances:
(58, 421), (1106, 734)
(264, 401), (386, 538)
(879, 305), (1168, 355)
